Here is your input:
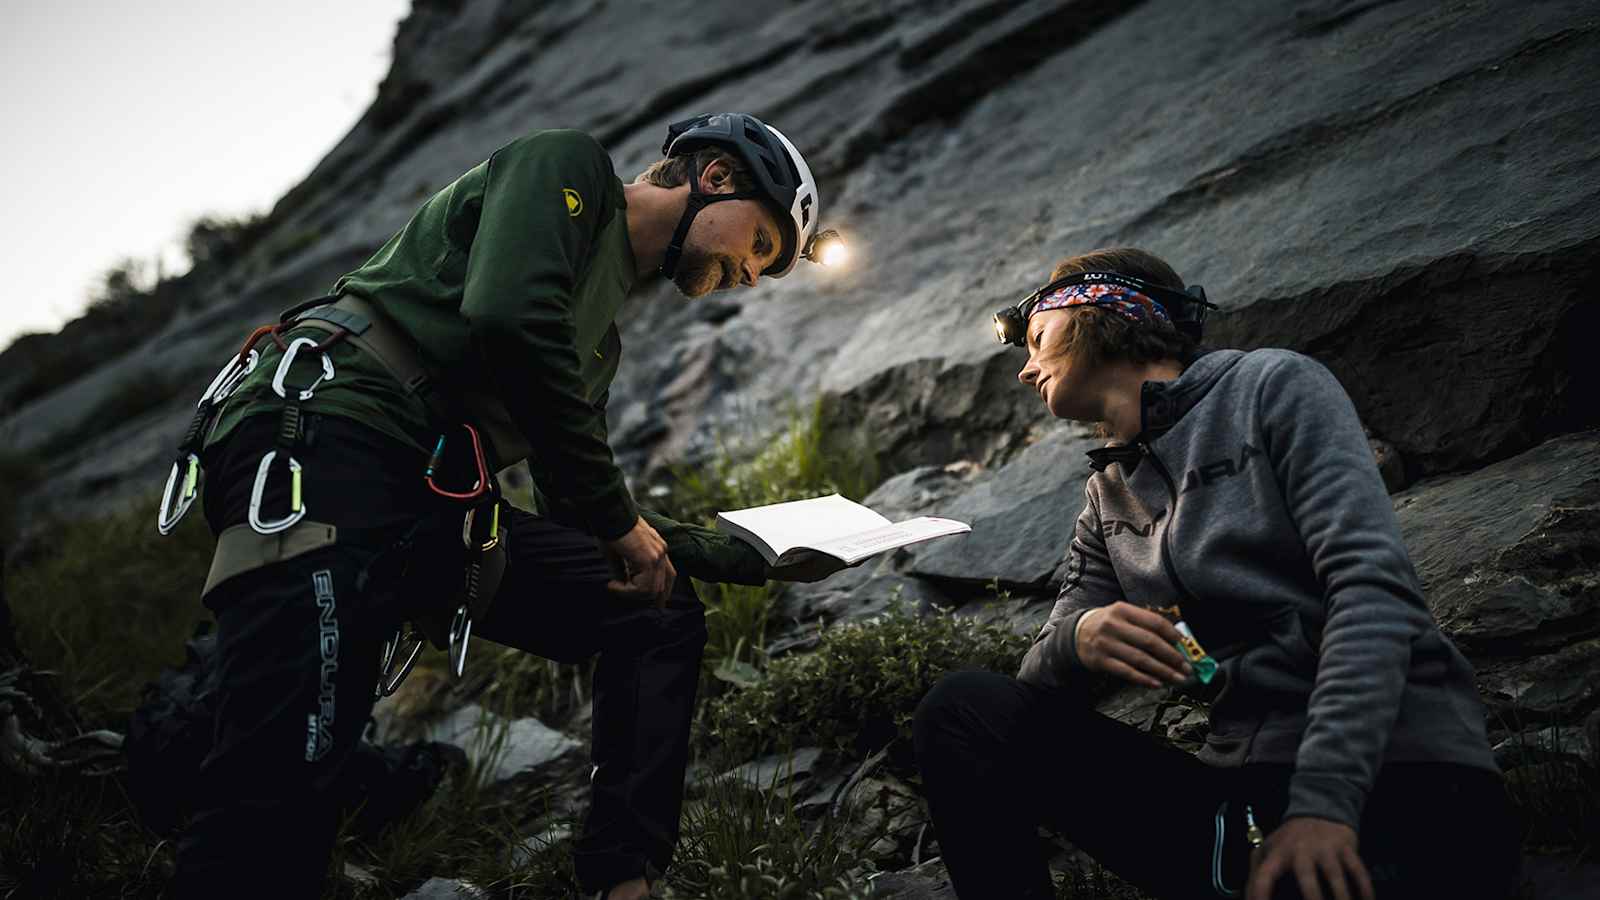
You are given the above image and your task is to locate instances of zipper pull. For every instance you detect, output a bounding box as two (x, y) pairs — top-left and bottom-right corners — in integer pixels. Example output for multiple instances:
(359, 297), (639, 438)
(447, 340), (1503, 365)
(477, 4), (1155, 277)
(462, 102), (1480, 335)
(1245, 804), (1264, 849)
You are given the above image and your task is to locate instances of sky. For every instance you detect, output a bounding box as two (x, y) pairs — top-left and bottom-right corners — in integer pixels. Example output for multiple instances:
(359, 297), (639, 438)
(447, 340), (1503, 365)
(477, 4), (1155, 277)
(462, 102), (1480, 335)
(0, 0), (413, 351)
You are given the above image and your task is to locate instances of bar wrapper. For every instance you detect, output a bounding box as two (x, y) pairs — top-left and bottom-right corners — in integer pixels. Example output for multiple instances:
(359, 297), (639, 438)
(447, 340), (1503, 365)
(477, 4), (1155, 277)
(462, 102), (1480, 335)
(1155, 604), (1217, 684)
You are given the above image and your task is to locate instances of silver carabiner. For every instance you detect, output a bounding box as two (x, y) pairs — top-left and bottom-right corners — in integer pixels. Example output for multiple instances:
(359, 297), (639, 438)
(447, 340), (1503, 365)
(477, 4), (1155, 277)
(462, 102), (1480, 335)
(211, 348), (259, 405)
(247, 450), (307, 535)
(376, 628), (426, 699)
(157, 453), (202, 535)
(271, 337), (334, 401)
(448, 603), (473, 679)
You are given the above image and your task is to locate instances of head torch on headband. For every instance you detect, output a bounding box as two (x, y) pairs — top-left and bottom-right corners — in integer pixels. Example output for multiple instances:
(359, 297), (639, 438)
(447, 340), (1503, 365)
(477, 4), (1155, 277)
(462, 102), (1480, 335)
(992, 271), (1216, 346)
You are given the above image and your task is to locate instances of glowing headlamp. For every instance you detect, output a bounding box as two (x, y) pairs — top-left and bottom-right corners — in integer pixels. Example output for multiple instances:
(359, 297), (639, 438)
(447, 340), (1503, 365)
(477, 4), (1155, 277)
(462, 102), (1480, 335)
(992, 271), (1215, 347)
(803, 229), (849, 268)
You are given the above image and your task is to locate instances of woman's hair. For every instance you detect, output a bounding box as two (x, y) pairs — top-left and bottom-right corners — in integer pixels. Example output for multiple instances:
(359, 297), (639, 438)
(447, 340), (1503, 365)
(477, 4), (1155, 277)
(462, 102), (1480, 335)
(635, 148), (756, 192)
(1045, 247), (1201, 370)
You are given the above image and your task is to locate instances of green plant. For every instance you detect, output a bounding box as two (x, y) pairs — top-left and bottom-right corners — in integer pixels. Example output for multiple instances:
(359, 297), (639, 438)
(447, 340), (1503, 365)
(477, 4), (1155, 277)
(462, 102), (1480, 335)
(8, 497), (215, 727)
(1494, 712), (1600, 855)
(0, 767), (171, 899)
(665, 762), (877, 900)
(331, 714), (584, 899)
(702, 602), (1032, 765)
(652, 399), (879, 530)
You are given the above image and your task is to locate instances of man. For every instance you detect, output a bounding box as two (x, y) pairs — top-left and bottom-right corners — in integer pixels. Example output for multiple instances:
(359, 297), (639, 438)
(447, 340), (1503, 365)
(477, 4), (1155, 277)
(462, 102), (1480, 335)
(164, 113), (840, 900)
(912, 248), (1516, 899)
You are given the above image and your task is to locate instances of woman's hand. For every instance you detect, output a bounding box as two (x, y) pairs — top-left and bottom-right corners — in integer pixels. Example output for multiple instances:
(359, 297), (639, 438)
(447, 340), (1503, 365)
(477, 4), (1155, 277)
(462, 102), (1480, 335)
(1075, 602), (1192, 687)
(1247, 817), (1374, 900)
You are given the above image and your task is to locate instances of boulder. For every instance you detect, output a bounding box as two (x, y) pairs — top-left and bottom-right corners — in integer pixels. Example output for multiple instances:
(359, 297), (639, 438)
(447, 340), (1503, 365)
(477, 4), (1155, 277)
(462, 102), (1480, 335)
(1394, 431), (1600, 655)
(417, 703), (581, 784)
(869, 857), (958, 900)
(908, 424), (1102, 590)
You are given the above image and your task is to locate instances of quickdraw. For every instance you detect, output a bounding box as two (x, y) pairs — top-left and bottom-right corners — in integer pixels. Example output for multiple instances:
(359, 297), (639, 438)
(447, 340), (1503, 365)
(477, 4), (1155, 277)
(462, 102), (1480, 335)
(376, 423), (501, 695)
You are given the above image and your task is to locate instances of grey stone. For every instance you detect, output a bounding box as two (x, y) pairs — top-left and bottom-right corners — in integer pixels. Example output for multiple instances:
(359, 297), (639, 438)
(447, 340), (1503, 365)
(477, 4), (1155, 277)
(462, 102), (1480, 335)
(1477, 638), (1600, 723)
(869, 857), (958, 900)
(1493, 726), (1595, 770)
(718, 746), (825, 791)
(1394, 431), (1600, 653)
(909, 424), (1104, 590)
(420, 704), (581, 784)
(397, 877), (488, 900)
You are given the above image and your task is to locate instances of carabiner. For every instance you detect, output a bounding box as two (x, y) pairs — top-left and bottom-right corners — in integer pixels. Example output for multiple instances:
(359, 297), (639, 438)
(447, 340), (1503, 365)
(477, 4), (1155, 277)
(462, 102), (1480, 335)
(448, 602), (473, 678)
(462, 502), (501, 551)
(157, 453), (202, 535)
(211, 348), (259, 405)
(376, 628), (426, 698)
(248, 450), (307, 535)
(271, 337), (335, 401)
(198, 348), (259, 408)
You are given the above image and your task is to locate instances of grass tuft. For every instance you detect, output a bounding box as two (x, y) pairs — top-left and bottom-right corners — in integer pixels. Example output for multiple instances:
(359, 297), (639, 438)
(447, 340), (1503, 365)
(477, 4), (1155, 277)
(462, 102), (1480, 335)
(8, 496), (214, 728)
(702, 601), (1031, 765)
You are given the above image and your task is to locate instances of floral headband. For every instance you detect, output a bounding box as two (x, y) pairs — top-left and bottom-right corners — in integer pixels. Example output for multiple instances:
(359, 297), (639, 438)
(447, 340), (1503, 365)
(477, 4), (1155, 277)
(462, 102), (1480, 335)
(1029, 282), (1171, 327)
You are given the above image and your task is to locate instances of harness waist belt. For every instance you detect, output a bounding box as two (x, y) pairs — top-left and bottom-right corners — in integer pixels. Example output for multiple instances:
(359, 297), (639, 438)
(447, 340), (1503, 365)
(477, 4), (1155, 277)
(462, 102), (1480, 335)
(289, 295), (531, 470)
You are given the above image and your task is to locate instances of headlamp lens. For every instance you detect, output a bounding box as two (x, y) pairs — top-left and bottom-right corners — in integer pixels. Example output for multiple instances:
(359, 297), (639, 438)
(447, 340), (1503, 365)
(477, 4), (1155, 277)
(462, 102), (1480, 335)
(806, 229), (848, 267)
(993, 307), (1025, 345)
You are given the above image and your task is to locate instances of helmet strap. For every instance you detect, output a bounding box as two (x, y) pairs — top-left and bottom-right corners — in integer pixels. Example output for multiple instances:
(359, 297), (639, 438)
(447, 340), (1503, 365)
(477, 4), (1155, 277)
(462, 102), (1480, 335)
(659, 176), (759, 279)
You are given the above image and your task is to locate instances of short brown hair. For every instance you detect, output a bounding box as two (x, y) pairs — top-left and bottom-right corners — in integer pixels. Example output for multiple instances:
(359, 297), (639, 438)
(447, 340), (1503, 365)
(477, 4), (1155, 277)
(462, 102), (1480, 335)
(1044, 247), (1199, 370)
(635, 148), (757, 193)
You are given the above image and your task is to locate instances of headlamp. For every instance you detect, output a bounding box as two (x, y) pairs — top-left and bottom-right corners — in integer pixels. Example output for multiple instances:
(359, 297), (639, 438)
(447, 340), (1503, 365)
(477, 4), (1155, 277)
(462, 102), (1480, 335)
(803, 229), (849, 268)
(992, 271), (1216, 347)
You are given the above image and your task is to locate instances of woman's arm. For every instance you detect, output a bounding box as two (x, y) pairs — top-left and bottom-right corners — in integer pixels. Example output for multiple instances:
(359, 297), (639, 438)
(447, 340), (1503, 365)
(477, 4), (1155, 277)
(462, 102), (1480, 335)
(1258, 352), (1434, 829)
(1017, 486), (1124, 688)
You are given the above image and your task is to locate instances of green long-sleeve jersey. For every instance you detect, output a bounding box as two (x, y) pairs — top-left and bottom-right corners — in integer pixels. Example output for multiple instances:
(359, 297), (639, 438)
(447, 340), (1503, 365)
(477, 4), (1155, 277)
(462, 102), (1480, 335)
(205, 129), (767, 584)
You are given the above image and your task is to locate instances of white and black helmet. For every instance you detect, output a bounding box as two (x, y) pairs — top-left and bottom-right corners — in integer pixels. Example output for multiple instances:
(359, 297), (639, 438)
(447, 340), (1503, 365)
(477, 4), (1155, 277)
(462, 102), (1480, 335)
(659, 112), (822, 279)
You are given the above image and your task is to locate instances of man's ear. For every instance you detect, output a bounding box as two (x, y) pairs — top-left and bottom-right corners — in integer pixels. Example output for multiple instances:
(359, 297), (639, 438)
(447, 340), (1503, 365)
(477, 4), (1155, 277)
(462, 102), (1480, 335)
(698, 158), (735, 195)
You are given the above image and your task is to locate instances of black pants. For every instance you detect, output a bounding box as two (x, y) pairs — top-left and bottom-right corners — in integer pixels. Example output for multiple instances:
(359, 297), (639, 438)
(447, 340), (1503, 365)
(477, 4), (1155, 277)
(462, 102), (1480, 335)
(912, 670), (1520, 900)
(170, 415), (705, 898)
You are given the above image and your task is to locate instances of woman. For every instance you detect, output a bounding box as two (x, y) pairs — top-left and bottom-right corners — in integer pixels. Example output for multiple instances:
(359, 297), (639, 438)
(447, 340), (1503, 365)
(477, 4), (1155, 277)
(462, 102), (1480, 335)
(913, 248), (1518, 899)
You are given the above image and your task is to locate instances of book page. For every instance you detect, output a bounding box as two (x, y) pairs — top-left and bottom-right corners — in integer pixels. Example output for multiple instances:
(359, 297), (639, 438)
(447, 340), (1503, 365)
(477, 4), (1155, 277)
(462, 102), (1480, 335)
(717, 494), (890, 559)
(804, 517), (972, 565)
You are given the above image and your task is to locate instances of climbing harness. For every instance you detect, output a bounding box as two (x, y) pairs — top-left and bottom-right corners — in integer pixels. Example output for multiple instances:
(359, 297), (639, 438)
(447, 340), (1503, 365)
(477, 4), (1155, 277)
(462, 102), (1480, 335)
(159, 293), (509, 698)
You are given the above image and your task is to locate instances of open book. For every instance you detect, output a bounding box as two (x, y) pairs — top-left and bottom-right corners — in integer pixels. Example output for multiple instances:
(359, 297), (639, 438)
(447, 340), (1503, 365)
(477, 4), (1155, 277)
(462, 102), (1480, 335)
(715, 493), (970, 570)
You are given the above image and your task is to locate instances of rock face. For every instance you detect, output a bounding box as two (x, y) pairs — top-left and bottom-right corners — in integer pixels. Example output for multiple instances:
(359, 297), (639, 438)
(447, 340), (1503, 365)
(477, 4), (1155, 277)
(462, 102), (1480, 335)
(4, 0), (1598, 531)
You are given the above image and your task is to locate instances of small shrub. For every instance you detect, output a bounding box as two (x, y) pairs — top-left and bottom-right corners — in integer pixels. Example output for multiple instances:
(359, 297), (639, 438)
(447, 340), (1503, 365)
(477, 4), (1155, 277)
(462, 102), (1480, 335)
(703, 602), (1032, 764)
(8, 497), (215, 726)
(665, 767), (876, 900)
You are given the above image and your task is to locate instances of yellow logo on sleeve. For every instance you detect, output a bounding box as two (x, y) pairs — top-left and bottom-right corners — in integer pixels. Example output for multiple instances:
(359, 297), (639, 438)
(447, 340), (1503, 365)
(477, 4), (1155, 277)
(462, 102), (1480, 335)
(563, 188), (584, 217)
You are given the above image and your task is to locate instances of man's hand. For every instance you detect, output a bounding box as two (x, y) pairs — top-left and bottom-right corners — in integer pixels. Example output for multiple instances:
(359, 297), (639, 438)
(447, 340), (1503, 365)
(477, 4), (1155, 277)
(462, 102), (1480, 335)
(1076, 601), (1192, 687)
(1247, 817), (1374, 900)
(605, 516), (676, 610)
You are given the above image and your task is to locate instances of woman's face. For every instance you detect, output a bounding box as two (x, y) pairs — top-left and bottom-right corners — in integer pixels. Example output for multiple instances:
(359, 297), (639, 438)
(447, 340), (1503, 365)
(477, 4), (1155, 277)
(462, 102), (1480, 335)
(1017, 309), (1097, 420)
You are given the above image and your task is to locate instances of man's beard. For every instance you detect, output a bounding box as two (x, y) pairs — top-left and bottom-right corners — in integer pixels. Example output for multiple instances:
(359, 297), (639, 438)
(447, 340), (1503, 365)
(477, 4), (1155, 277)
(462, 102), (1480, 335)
(672, 249), (730, 299)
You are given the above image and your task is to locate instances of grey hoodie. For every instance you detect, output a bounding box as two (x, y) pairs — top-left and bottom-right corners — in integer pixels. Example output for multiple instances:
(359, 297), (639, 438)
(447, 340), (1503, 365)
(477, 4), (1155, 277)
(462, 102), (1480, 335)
(1016, 348), (1496, 829)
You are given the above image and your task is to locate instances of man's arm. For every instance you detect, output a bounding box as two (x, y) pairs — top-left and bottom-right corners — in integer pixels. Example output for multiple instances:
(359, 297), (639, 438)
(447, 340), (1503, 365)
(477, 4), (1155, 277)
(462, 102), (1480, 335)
(460, 129), (637, 541)
(1259, 351), (1433, 830)
(639, 510), (771, 587)
(1017, 487), (1122, 688)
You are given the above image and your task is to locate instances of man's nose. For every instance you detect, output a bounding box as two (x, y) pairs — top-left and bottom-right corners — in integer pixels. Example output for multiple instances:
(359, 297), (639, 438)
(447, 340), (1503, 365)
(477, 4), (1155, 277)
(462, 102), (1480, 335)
(1018, 361), (1037, 385)
(741, 259), (760, 287)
